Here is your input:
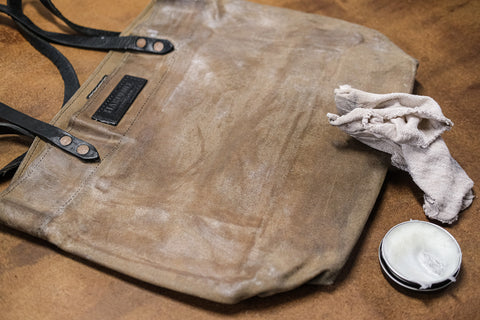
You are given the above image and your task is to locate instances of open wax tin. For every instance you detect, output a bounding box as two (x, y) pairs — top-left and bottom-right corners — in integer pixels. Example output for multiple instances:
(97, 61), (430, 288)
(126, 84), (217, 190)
(379, 220), (462, 292)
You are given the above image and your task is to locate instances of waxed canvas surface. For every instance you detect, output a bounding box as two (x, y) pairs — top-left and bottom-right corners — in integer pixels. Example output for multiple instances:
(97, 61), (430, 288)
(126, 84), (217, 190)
(0, 0), (416, 303)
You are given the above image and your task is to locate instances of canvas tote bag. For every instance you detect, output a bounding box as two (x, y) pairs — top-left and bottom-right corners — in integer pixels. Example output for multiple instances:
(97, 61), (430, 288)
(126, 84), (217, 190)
(0, 0), (416, 303)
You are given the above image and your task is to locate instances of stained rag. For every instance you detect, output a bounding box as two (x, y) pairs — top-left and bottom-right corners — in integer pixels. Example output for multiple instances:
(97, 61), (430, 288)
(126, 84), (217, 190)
(327, 85), (474, 224)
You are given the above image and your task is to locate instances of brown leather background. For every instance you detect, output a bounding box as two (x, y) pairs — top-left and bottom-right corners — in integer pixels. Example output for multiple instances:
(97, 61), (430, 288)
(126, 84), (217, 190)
(0, 0), (478, 319)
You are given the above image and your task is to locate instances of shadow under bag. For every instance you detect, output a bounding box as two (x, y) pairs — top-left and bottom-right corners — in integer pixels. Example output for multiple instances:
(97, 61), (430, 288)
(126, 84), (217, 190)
(0, 0), (416, 303)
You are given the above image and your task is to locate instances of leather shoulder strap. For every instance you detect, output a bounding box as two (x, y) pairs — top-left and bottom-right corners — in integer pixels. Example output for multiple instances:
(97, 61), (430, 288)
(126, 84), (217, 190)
(2, 1), (174, 54)
(0, 0), (174, 177)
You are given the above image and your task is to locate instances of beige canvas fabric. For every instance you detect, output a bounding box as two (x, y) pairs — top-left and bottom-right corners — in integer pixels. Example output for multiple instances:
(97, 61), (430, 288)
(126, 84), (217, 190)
(0, 0), (416, 303)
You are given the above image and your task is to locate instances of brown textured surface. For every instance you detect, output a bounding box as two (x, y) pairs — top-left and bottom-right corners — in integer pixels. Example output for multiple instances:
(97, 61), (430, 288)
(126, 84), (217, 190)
(0, 0), (478, 318)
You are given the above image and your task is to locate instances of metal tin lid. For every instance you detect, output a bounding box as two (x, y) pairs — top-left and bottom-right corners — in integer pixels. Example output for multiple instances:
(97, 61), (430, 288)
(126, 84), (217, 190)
(379, 220), (462, 292)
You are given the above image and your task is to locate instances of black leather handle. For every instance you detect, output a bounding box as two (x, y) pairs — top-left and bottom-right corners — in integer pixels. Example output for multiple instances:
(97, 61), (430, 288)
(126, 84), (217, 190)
(0, 103), (100, 162)
(0, 122), (34, 137)
(0, 7), (81, 177)
(0, 0), (175, 176)
(0, 2), (174, 55)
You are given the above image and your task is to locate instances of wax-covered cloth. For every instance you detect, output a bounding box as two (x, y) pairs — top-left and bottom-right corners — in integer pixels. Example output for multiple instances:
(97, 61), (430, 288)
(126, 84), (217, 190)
(328, 85), (474, 224)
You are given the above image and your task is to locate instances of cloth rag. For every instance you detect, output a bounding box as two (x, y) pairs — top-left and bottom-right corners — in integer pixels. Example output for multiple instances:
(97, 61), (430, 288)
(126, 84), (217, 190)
(327, 85), (474, 224)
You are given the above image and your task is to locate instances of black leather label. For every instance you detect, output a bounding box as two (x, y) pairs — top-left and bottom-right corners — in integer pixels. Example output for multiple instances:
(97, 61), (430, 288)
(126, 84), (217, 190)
(92, 75), (147, 126)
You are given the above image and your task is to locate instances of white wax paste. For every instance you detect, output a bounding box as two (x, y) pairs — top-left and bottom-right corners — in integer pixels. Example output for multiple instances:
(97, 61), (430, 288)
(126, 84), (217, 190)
(381, 220), (462, 289)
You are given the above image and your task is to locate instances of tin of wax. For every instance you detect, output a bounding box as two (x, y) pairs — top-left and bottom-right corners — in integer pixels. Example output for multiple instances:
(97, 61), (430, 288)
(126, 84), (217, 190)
(379, 220), (462, 292)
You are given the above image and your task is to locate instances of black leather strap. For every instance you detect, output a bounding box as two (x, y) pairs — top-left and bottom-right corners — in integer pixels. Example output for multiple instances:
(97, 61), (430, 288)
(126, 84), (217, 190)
(0, 102), (100, 162)
(0, 0), (175, 177)
(6, 0), (21, 12)
(0, 122), (34, 137)
(0, 3), (81, 177)
(16, 24), (81, 105)
(1, 2), (174, 55)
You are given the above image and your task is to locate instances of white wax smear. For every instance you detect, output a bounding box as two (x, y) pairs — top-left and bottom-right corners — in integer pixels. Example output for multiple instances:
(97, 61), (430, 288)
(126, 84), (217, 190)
(382, 221), (461, 289)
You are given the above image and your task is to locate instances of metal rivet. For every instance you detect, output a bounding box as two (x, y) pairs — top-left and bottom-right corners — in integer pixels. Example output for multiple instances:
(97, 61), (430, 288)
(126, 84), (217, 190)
(153, 41), (164, 52)
(76, 144), (90, 155)
(59, 135), (72, 146)
(136, 38), (147, 48)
